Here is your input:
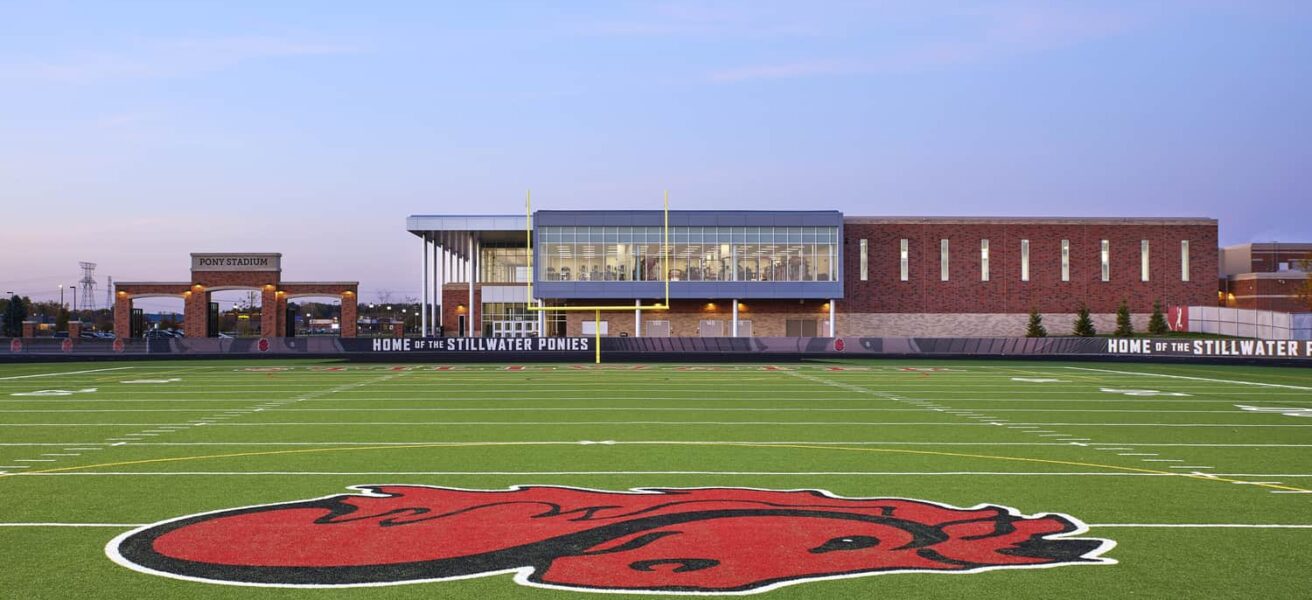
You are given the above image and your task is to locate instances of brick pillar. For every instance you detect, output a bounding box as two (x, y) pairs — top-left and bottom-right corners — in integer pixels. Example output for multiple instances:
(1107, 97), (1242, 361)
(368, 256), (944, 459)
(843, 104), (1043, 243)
(183, 290), (209, 338)
(114, 295), (132, 339)
(68, 321), (82, 339)
(21, 321), (38, 338)
(260, 287), (278, 338)
(392, 322), (405, 337)
(273, 292), (288, 337)
(340, 294), (358, 337)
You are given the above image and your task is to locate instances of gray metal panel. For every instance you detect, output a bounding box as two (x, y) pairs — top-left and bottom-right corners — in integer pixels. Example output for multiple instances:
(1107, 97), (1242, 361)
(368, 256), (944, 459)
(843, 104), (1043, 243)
(406, 215), (525, 233)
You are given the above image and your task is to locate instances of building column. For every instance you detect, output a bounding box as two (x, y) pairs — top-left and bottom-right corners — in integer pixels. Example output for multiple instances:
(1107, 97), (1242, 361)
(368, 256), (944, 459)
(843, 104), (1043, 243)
(113, 293), (132, 339)
(184, 288), (210, 338)
(731, 299), (738, 337)
(340, 292), (358, 337)
(421, 234), (429, 337)
(260, 286), (278, 337)
(467, 235), (476, 337)
(435, 243), (444, 334)
(828, 299), (836, 337)
(634, 299), (642, 337)
(275, 291), (288, 337)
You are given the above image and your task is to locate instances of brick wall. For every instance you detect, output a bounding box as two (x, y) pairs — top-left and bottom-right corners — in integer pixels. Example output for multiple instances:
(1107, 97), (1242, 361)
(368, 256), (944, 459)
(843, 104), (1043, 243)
(1225, 275), (1312, 312)
(842, 219), (1217, 314)
(441, 284), (480, 336)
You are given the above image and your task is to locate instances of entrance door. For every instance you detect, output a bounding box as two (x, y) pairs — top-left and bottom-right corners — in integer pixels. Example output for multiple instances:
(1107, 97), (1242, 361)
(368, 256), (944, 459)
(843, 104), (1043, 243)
(207, 302), (220, 337)
(645, 320), (670, 337)
(284, 306), (296, 337)
(785, 319), (818, 337)
(492, 320), (539, 338)
(130, 308), (145, 338)
(698, 320), (724, 337)
(457, 315), (467, 337)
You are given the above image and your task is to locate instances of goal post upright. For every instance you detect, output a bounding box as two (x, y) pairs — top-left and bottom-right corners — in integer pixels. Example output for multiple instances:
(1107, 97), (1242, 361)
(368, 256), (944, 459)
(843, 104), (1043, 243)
(526, 190), (672, 363)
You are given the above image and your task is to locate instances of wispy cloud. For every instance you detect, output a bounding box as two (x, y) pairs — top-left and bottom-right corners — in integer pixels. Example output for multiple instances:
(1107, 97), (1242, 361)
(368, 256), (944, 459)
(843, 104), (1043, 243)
(707, 3), (1140, 83)
(2, 36), (360, 84)
(567, 1), (828, 37)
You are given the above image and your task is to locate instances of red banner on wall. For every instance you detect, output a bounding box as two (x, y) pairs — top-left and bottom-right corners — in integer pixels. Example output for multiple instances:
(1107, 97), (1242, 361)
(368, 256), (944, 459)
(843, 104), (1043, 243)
(1168, 305), (1189, 332)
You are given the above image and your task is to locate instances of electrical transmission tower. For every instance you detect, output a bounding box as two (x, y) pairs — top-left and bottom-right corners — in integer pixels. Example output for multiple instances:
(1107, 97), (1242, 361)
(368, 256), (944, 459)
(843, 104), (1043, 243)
(78, 262), (98, 312)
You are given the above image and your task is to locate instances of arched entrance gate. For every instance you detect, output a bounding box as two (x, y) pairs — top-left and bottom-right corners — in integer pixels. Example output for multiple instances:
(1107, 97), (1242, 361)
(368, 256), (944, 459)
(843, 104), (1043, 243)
(113, 253), (358, 339)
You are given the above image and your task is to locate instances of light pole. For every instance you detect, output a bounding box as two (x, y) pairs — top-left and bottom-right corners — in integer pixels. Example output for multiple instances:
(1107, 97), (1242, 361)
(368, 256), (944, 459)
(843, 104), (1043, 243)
(59, 285), (64, 309)
(71, 285), (78, 319)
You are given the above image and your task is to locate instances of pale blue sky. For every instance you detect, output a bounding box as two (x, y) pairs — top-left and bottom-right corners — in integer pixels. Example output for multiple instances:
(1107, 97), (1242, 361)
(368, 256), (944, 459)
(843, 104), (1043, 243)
(2, 1), (1309, 308)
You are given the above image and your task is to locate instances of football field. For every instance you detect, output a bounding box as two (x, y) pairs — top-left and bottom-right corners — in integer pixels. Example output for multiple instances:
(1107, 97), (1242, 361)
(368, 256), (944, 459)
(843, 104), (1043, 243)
(1, 359), (1309, 599)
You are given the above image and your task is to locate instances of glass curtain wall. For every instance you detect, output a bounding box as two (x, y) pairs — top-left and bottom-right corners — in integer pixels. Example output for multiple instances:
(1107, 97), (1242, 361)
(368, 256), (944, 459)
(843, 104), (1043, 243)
(479, 246), (530, 283)
(539, 226), (838, 283)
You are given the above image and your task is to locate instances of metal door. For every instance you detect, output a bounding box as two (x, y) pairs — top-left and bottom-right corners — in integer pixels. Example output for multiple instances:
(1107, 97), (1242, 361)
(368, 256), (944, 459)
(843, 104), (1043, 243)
(698, 320), (724, 337)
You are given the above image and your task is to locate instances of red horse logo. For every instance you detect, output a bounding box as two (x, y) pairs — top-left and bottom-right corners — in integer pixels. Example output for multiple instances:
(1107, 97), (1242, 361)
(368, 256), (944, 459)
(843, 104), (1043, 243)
(107, 485), (1113, 594)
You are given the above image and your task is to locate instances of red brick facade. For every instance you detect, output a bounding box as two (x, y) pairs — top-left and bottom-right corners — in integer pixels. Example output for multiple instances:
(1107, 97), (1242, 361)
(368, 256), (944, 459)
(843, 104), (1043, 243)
(440, 284), (480, 337)
(1222, 275), (1312, 312)
(842, 218), (1218, 314)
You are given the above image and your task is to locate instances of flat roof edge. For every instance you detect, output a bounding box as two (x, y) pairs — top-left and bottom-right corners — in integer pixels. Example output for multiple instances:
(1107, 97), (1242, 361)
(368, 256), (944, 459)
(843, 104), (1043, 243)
(843, 216), (1217, 225)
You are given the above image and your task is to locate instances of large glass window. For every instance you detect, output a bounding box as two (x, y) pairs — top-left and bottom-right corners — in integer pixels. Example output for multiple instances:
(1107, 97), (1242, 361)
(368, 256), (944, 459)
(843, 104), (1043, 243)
(1181, 240), (1190, 282)
(1061, 239), (1070, 282)
(940, 239), (950, 281)
(899, 239), (909, 281)
(1020, 239), (1030, 281)
(1141, 240), (1151, 282)
(980, 239), (989, 282)
(859, 239), (868, 281)
(479, 245), (530, 283)
(1100, 240), (1110, 282)
(538, 226), (838, 283)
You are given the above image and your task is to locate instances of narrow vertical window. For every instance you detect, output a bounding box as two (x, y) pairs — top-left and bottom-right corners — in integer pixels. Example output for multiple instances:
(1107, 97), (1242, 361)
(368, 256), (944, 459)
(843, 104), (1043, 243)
(1020, 239), (1030, 281)
(1100, 240), (1110, 282)
(1061, 239), (1070, 282)
(980, 239), (990, 281)
(1181, 240), (1190, 282)
(859, 239), (868, 281)
(899, 239), (909, 281)
(940, 239), (950, 281)
(1141, 240), (1150, 282)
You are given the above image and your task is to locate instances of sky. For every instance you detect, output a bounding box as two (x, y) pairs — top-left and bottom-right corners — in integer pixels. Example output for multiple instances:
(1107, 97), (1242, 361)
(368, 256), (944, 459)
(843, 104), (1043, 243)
(1, 1), (1309, 309)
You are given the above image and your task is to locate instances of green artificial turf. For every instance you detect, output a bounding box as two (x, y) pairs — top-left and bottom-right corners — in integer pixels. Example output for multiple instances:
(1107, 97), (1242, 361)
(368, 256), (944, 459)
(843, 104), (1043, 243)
(0, 358), (1309, 599)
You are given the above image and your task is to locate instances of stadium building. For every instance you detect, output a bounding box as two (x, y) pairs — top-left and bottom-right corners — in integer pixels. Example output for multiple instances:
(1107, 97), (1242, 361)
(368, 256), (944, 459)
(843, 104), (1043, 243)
(406, 211), (1218, 338)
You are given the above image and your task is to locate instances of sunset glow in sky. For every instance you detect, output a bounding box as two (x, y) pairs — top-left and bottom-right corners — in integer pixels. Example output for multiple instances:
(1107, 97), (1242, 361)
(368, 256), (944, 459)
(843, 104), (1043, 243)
(2, 1), (1309, 309)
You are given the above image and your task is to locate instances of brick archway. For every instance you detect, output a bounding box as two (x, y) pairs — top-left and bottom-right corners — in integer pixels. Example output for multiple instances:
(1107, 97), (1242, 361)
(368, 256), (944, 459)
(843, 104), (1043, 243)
(114, 253), (358, 340)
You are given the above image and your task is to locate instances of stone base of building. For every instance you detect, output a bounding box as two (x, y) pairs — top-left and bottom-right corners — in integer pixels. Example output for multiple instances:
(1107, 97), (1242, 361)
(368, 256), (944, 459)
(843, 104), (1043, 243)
(563, 310), (1153, 338)
(838, 313), (1151, 337)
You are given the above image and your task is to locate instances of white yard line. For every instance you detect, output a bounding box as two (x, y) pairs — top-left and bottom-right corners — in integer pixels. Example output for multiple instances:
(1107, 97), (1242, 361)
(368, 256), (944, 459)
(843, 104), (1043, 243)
(3, 440), (1309, 447)
(9, 471), (1312, 477)
(0, 367), (132, 381)
(5, 421), (1308, 427)
(1066, 366), (1312, 391)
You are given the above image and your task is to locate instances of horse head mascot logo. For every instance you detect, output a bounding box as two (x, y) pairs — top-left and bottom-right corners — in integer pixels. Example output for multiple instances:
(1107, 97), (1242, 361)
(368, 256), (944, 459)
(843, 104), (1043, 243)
(108, 485), (1113, 594)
